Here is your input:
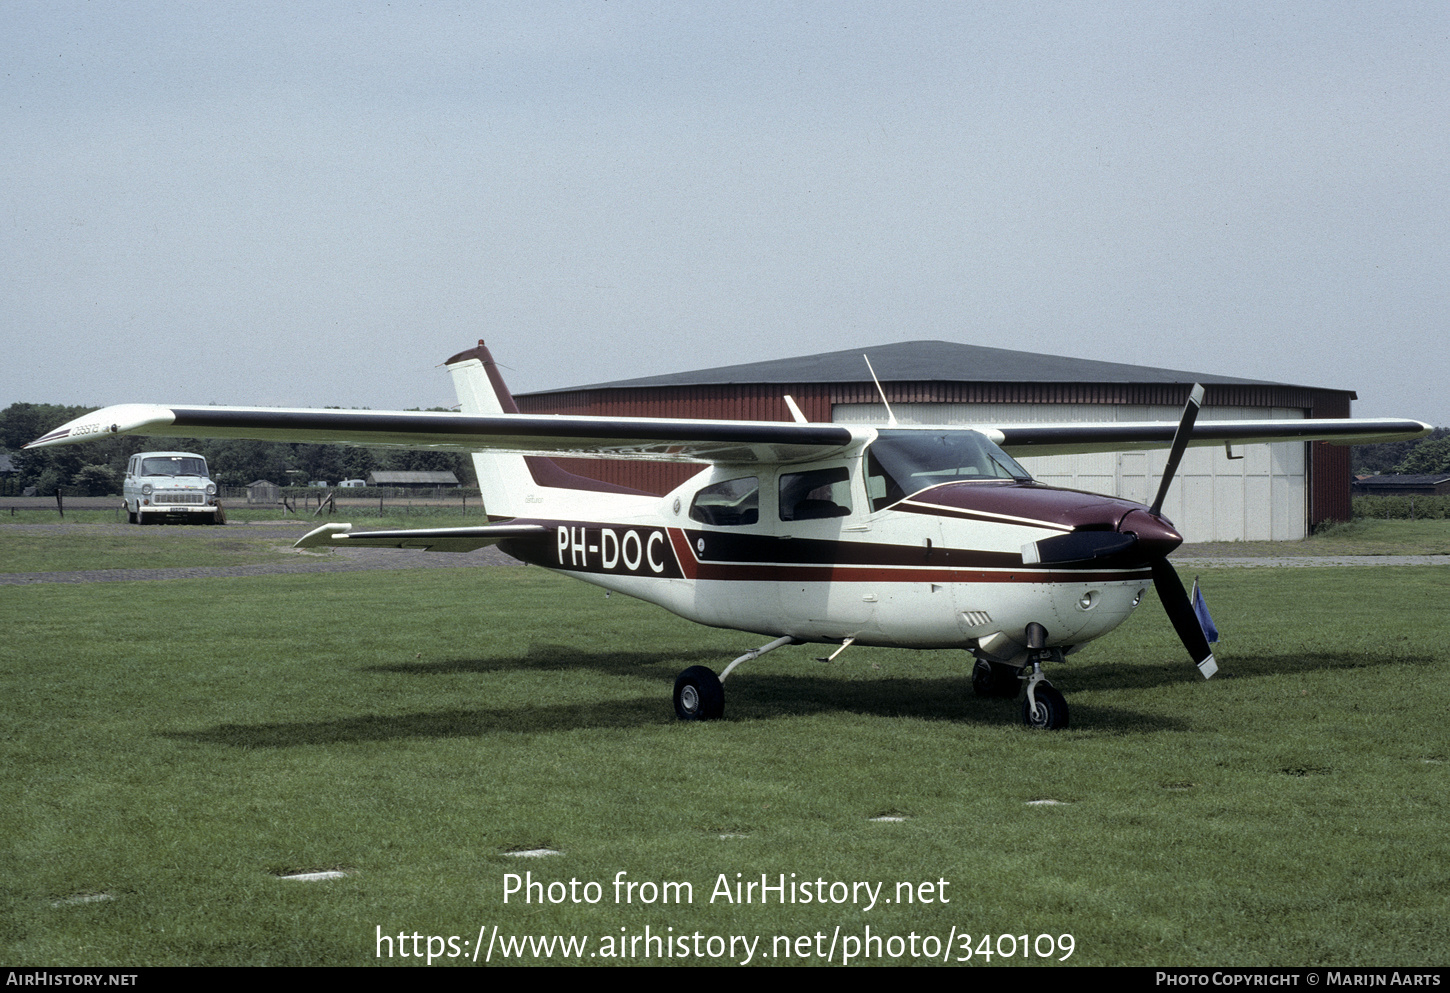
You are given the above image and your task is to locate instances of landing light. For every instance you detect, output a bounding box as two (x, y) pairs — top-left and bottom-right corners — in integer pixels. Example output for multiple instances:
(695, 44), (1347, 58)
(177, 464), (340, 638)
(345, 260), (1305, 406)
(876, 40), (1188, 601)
(1077, 591), (1098, 611)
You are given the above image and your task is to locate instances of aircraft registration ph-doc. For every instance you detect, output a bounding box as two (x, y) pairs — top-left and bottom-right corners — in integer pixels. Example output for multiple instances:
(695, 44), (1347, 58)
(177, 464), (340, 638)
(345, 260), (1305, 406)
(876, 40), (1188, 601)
(29, 342), (1430, 729)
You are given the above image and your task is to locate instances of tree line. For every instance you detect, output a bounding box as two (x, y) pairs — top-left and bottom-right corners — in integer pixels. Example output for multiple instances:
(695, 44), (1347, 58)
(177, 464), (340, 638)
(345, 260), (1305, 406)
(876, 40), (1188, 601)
(1351, 427), (1450, 477)
(0, 403), (475, 496)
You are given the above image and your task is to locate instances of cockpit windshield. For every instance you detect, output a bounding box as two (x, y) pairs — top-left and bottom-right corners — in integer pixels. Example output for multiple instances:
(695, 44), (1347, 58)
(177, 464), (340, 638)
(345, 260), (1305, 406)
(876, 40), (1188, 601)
(865, 429), (1031, 510)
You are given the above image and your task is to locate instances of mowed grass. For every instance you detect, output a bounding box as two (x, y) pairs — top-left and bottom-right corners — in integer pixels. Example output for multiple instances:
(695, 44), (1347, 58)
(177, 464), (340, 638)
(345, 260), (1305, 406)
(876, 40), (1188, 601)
(0, 507), (495, 528)
(1184, 517), (1450, 556)
(0, 512), (489, 573)
(1, 556), (1446, 966)
(0, 526), (292, 573)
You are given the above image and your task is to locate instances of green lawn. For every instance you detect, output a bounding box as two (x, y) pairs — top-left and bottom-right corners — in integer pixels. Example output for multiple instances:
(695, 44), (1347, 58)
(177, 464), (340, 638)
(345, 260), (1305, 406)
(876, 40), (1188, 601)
(1184, 518), (1450, 556)
(0, 512), (488, 573)
(0, 527), (292, 573)
(2, 551), (1445, 966)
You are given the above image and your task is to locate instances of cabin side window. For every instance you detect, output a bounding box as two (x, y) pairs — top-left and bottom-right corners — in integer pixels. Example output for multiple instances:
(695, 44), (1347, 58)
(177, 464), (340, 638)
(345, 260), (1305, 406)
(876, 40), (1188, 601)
(779, 466), (852, 521)
(688, 476), (760, 526)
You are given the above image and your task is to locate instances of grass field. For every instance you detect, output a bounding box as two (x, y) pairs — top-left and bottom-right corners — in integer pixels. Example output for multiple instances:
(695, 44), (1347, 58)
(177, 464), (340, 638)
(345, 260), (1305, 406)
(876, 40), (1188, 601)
(0, 512), (495, 573)
(1187, 518), (1450, 557)
(1, 526), (1447, 967)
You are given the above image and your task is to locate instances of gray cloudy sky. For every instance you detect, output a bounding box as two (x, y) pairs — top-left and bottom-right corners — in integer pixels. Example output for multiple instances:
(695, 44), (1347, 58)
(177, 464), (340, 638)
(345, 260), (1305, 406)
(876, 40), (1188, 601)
(4, 2), (1447, 425)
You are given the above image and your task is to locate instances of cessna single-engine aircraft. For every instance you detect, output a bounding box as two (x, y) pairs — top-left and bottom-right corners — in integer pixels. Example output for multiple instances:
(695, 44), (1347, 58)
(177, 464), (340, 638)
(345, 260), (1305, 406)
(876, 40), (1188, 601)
(29, 342), (1430, 729)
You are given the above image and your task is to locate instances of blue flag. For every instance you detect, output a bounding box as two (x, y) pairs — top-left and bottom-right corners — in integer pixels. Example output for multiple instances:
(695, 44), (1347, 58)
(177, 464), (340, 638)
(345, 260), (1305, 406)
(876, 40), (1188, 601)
(1191, 577), (1219, 644)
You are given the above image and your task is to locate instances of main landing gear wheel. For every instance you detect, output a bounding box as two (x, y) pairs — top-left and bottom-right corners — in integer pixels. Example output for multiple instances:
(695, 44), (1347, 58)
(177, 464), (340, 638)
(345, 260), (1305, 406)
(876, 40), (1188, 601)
(972, 658), (1020, 698)
(1022, 684), (1069, 730)
(673, 665), (724, 721)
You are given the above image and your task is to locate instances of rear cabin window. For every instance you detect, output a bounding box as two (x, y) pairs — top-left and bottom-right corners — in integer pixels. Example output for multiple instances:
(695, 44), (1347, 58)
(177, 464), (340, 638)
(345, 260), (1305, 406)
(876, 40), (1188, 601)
(779, 466), (852, 521)
(688, 477), (759, 526)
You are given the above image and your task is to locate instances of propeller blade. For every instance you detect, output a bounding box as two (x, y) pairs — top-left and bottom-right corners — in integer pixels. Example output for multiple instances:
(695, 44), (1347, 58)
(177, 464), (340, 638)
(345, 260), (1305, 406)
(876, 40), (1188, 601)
(1150, 383), (1206, 516)
(1151, 556), (1217, 678)
(1022, 530), (1137, 565)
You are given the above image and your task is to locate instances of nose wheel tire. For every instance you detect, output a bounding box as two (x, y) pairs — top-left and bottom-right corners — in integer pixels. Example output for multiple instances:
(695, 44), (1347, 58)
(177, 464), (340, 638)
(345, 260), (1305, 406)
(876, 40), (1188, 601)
(1023, 684), (1069, 730)
(674, 665), (724, 721)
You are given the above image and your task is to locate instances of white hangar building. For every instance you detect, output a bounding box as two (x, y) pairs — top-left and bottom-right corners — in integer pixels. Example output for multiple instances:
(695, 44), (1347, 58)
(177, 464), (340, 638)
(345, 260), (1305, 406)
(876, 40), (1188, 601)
(516, 341), (1359, 543)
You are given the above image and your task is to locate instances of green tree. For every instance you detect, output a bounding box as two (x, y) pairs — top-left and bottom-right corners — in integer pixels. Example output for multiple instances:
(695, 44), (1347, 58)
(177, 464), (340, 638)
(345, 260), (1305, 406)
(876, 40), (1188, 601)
(72, 463), (120, 496)
(1354, 427), (1449, 476)
(1394, 436), (1450, 475)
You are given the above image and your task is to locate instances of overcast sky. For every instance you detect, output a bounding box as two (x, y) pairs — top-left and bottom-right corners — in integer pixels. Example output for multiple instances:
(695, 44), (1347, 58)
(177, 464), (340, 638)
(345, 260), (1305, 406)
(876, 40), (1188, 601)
(4, 2), (1446, 427)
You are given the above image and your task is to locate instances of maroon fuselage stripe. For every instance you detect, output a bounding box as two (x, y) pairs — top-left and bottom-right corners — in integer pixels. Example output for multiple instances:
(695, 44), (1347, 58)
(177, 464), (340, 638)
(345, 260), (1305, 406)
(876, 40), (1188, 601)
(665, 528), (1149, 585)
(506, 519), (1154, 585)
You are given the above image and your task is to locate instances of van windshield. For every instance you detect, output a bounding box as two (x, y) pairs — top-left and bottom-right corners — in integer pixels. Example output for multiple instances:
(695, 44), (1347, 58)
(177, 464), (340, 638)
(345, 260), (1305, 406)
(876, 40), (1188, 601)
(865, 429), (1031, 510)
(140, 457), (208, 477)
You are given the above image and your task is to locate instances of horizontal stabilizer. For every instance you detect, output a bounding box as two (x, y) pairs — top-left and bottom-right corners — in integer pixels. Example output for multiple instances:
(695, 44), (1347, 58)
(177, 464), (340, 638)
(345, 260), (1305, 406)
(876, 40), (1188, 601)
(295, 521), (547, 553)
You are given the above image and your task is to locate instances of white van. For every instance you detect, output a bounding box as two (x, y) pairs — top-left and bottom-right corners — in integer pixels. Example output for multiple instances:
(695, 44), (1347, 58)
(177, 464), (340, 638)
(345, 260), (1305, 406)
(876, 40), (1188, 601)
(124, 451), (222, 525)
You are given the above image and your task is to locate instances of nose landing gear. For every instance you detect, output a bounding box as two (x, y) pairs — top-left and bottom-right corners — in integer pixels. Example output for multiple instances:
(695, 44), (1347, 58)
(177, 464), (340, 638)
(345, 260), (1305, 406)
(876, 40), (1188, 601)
(1021, 665), (1068, 729)
(972, 622), (1070, 729)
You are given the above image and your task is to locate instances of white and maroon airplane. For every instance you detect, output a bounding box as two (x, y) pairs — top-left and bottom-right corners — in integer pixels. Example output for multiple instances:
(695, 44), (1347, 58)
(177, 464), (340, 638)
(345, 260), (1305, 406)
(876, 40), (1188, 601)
(28, 341), (1429, 729)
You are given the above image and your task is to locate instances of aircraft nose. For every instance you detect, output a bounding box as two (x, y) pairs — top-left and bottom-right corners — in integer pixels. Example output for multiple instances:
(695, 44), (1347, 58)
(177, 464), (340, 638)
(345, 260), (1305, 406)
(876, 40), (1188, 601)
(1118, 509), (1184, 558)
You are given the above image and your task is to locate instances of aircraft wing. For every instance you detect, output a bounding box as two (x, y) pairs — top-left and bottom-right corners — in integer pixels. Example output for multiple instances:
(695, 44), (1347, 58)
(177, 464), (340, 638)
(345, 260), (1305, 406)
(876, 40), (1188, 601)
(987, 417), (1432, 458)
(295, 521), (547, 552)
(25, 403), (858, 465)
(25, 403), (1430, 464)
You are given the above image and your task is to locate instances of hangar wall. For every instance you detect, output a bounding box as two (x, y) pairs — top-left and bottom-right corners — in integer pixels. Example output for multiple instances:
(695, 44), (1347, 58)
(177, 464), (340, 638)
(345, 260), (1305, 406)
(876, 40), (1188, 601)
(518, 365), (1354, 539)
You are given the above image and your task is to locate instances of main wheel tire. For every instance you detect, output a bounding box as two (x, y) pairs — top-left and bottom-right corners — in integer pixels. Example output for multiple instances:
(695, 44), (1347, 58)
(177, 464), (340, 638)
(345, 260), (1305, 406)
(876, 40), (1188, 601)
(1022, 684), (1069, 730)
(972, 658), (1020, 698)
(673, 665), (724, 721)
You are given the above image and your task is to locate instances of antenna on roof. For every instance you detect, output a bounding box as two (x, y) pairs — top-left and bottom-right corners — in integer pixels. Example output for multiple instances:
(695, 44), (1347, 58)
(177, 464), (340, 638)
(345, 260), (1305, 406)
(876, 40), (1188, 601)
(863, 354), (897, 426)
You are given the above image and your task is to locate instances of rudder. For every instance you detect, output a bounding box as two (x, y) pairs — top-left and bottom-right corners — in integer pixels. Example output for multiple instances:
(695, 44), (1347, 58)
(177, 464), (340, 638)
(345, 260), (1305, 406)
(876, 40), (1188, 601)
(444, 341), (648, 519)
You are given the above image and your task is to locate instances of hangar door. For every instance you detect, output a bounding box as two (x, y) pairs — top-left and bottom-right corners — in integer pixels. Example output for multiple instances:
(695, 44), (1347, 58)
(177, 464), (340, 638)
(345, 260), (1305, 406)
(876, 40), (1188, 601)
(832, 403), (1307, 543)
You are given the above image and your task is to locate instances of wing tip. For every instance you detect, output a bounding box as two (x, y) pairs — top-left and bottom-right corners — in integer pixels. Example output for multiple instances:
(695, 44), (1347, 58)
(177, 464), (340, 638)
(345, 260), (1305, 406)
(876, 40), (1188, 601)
(295, 523), (354, 548)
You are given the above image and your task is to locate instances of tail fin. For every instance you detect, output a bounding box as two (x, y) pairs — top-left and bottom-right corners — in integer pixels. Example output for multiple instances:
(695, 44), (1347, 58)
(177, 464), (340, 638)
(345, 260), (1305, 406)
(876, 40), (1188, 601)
(444, 341), (647, 519)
